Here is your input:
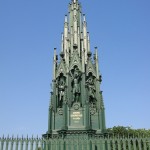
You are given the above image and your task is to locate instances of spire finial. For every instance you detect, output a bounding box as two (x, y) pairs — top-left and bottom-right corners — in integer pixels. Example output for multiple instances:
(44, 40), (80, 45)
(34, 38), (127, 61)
(54, 48), (57, 60)
(83, 14), (86, 22)
(95, 47), (98, 57)
(73, 0), (77, 3)
(65, 15), (67, 23)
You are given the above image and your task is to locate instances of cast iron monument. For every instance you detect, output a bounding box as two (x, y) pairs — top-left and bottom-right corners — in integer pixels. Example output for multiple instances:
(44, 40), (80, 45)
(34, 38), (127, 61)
(43, 0), (106, 139)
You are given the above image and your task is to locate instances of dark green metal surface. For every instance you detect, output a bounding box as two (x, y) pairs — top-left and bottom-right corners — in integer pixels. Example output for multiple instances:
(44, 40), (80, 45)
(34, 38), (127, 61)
(43, 0), (106, 141)
(0, 135), (150, 150)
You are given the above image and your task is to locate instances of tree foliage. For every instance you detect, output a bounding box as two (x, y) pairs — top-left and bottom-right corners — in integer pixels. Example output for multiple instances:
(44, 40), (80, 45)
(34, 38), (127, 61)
(106, 126), (150, 137)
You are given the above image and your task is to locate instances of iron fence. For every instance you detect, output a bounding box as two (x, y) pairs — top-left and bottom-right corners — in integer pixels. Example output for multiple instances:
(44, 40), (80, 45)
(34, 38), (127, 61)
(0, 135), (150, 150)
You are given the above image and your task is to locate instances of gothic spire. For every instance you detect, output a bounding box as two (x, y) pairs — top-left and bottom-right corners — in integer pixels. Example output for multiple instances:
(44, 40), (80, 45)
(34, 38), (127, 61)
(44, 0), (106, 139)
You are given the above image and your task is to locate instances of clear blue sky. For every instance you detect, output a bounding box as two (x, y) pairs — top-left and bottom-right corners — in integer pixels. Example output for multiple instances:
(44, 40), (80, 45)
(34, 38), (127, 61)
(0, 0), (150, 137)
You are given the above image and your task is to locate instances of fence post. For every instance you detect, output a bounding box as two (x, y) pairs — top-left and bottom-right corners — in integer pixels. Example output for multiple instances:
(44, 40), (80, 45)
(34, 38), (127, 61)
(96, 138), (100, 150)
(0, 137), (4, 150)
(5, 137), (9, 150)
(40, 139), (44, 150)
(138, 139), (142, 150)
(56, 139), (59, 150)
(71, 139), (74, 150)
(30, 139), (33, 150)
(102, 139), (106, 150)
(20, 138), (24, 150)
(142, 138), (147, 150)
(117, 139), (121, 150)
(87, 139), (91, 150)
(128, 139), (131, 150)
(91, 139), (95, 150)
(61, 139), (65, 150)
(46, 139), (49, 150)
(148, 138), (150, 150)
(107, 139), (111, 150)
(112, 139), (115, 150)
(122, 139), (126, 150)
(133, 139), (136, 150)
(25, 138), (29, 150)
(10, 137), (14, 150)
(15, 138), (19, 150)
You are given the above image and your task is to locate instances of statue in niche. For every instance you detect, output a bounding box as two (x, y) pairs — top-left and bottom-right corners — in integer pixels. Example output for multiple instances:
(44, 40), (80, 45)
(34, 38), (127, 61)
(70, 67), (81, 103)
(86, 76), (96, 107)
(58, 78), (65, 108)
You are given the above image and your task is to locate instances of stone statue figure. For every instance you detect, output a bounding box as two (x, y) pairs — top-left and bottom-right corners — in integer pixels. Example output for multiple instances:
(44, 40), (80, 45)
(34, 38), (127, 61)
(71, 67), (81, 102)
(86, 76), (96, 107)
(58, 79), (65, 107)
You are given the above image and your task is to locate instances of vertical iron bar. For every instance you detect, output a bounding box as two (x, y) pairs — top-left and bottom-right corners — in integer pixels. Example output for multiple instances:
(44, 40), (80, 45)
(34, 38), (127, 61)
(117, 140), (121, 150)
(143, 139), (147, 150)
(35, 140), (38, 150)
(20, 140), (23, 150)
(15, 140), (19, 150)
(128, 140), (131, 150)
(91, 140), (94, 150)
(102, 140), (105, 150)
(96, 138), (100, 150)
(71, 140), (74, 150)
(107, 140), (111, 150)
(10, 140), (14, 150)
(46, 140), (48, 150)
(133, 140), (136, 150)
(112, 139), (115, 150)
(138, 139), (142, 150)
(25, 140), (28, 150)
(123, 140), (126, 150)
(1, 138), (4, 150)
(30, 140), (33, 150)
(61, 139), (64, 150)
(5, 139), (8, 150)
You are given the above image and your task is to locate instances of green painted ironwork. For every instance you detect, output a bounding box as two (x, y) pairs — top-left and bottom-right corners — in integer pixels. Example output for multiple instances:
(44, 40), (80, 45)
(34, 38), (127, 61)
(43, 0), (106, 140)
(0, 135), (150, 150)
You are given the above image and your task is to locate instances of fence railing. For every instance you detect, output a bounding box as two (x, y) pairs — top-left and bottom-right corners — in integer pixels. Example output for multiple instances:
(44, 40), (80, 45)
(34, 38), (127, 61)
(0, 135), (150, 150)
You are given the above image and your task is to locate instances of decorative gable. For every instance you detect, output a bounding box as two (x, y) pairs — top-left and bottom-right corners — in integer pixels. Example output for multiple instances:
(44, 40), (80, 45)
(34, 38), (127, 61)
(86, 60), (96, 77)
(56, 60), (66, 78)
(69, 51), (82, 71)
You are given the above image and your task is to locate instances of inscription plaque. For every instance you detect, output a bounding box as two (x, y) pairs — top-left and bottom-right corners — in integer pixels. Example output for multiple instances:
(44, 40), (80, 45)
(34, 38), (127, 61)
(69, 109), (84, 127)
